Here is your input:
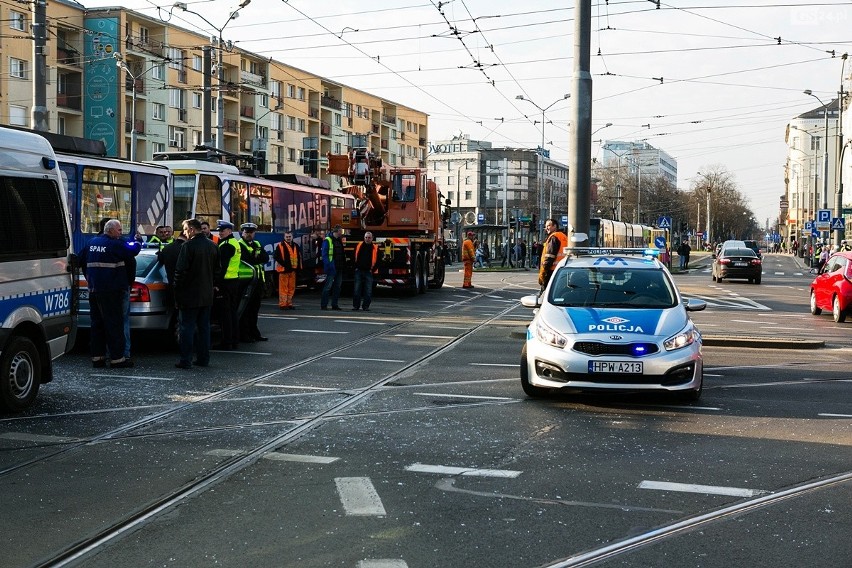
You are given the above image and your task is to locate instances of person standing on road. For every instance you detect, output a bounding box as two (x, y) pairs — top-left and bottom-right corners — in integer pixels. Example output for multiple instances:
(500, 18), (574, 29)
(158, 229), (187, 339)
(238, 223), (270, 342)
(538, 218), (568, 292)
(274, 230), (302, 310)
(85, 219), (141, 368)
(173, 218), (219, 369)
(321, 225), (345, 310)
(148, 225), (174, 250)
(501, 241), (513, 268)
(352, 232), (378, 311)
(215, 221), (241, 349)
(462, 230), (476, 288)
(531, 239), (542, 268)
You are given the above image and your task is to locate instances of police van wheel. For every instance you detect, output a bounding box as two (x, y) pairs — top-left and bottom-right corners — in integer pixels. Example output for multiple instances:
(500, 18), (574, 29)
(520, 345), (548, 398)
(0, 336), (41, 412)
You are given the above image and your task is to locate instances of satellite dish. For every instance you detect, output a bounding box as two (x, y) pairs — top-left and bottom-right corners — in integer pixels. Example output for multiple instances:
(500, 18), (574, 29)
(464, 211), (476, 225)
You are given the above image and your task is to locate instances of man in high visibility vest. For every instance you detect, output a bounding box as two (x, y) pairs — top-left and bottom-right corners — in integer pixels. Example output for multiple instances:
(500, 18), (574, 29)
(238, 222), (270, 342)
(274, 230), (302, 310)
(462, 230), (476, 288)
(539, 218), (568, 292)
(352, 232), (379, 311)
(215, 221), (242, 349)
(148, 225), (174, 250)
(321, 225), (345, 310)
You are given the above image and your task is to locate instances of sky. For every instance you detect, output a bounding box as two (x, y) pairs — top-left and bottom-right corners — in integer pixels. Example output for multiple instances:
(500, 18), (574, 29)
(83, 0), (852, 228)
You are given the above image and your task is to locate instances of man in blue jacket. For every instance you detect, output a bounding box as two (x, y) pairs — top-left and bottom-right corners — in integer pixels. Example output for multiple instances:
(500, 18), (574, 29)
(85, 219), (141, 368)
(321, 225), (345, 311)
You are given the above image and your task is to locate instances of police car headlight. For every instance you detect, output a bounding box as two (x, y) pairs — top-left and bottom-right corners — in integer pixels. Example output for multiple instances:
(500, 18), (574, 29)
(534, 318), (567, 348)
(664, 325), (696, 351)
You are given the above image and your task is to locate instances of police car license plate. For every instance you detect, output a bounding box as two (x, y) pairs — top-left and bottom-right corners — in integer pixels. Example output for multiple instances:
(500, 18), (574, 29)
(589, 361), (643, 374)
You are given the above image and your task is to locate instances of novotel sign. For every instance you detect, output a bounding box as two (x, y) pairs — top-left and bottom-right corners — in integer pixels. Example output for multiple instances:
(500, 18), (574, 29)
(429, 142), (470, 154)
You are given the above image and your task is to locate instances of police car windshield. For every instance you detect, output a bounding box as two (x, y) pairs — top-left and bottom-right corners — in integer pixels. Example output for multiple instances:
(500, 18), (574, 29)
(549, 267), (676, 308)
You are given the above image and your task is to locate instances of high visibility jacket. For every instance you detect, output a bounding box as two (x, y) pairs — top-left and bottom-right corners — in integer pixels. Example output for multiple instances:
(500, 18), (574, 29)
(539, 230), (568, 284)
(462, 237), (475, 262)
(239, 238), (268, 282)
(219, 236), (242, 280)
(275, 241), (302, 273)
(355, 241), (378, 272)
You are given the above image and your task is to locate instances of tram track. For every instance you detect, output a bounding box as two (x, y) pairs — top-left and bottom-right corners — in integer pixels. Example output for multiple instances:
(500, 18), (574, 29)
(20, 289), (522, 567)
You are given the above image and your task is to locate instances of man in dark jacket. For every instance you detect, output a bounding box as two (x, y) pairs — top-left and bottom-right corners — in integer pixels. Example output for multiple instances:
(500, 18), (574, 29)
(238, 222), (270, 342)
(85, 219), (142, 368)
(352, 232), (378, 311)
(173, 218), (219, 369)
(321, 225), (345, 310)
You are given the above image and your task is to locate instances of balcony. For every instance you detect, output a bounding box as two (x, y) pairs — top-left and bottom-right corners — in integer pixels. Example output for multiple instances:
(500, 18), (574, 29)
(381, 140), (388, 149)
(372, 123), (380, 134)
(240, 106), (255, 118)
(309, 107), (319, 119)
(56, 47), (80, 67)
(321, 95), (341, 110)
(224, 119), (239, 134)
(381, 114), (396, 125)
(240, 69), (265, 88)
(124, 119), (145, 134)
(56, 93), (81, 111)
(125, 77), (143, 94)
(419, 137), (426, 146)
(320, 123), (331, 136)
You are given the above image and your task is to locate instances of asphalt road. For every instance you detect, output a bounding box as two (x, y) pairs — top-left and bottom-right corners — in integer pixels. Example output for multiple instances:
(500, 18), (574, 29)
(1, 254), (849, 568)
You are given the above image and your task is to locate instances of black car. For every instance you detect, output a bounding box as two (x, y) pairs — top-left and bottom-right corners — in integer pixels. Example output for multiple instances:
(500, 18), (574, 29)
(712, 247), (762, 284)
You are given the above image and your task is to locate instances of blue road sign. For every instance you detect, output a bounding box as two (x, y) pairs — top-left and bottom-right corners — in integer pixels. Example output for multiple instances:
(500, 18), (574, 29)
(477, 213), (485, 225)
(818, 209), (831, 223)
(831, 217), (846, 230)
(805, 221), (814, 230)
(561, 215), (568, 227)
(657, 216), (671, 229)
(654, 236), (666, 248)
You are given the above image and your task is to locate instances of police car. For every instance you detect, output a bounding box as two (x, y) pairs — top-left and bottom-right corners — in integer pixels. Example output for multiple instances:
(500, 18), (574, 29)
(520, 240), (707, 402)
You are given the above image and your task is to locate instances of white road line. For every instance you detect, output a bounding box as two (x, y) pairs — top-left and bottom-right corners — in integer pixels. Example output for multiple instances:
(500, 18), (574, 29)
(259, 315), (298, 320)
(357, 561), (409, 568)
(639, 480), (766, 497)
(424, 325), (468, 330)
(335, 477), (387, 516)
(331, 356), (404, 363)
(394, 334), (455, 339)
(0, 432), (78, 443)
(819, 413), (852, 418)
(92, 374), (175, 381)
(774, 272), (785, 275)
(469, 363), (516, 367)
(289, 329), (349, 334)
(412, 393), (514, 401)
(333, 319), (387, 326)
(212, 349), (272, 355)
(255, 384), (338, 391)
(405, 463), (522, 478)
(205, 449), (339, 464)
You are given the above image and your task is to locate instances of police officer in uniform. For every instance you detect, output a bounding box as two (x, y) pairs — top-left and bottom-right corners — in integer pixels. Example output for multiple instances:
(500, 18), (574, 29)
(215, 221), (242, 349)
(148, 225), (174, 250)
(238, 222), (269, 341)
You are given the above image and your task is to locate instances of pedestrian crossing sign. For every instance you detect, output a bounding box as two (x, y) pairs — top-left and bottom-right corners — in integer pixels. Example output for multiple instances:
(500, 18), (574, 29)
(831, 217), (846, 230)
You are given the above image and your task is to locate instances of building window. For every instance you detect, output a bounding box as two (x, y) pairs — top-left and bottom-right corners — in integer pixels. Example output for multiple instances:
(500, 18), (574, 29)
(58, 116), (66, 135)
(297, 118), (306, 132)
(192, 55), (202, 71)
(287, 148), (296, 162)
(211, 96), (217, 113)
(296, 87), (305, 100)
(192, 92), (202, 108)
(448, 191), (455, 202)
(287, 115), (296, 130)
(258, 126), (268, 140)
(168, 47), (182, 69)
(153, 142), (165, 154)
(448, 176), (454, 185)
(9, 105), (27, 126)
(334, 113), (341, 127)
(152, 63), (164, 80)
(152, 103), (165, 120)
(10, 58), (26, 79)
(169, 88), (184, 108)
(139, 26), (149, 44)
(270, 81), (281, 98)
(464, 191), (472, 200)
(10, 11), (25, 31)
(287, 84), (295, 98)
(259, 93), (268, 108)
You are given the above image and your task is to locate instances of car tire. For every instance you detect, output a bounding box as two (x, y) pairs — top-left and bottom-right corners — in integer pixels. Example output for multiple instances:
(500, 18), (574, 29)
(674, 374), (702, 403)
(0, 336), (41, 412)
(754, 276), (761, 285)
(833, 295), (847, 323)
(810, 291), (822, 315)
(520, 344), (549, 398)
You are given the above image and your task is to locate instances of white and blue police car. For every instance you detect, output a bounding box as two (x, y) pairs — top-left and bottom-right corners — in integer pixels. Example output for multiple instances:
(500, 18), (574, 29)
(520, 240), (706, 402)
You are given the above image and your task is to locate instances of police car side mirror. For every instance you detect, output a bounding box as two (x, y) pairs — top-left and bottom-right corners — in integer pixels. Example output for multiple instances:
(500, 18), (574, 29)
(520, 294), (540, 308)
(684, 298), (707, 312)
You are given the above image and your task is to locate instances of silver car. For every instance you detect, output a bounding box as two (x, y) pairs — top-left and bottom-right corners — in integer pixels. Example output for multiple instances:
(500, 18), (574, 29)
(520, 248), (706, 401)
(77, 248), (173, 331)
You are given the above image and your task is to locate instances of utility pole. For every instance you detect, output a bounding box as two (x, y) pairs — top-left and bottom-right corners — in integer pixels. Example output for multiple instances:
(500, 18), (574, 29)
(32, 0), (49, 131)
(568, 0), (592, 241)
(202, 46), (212, 147)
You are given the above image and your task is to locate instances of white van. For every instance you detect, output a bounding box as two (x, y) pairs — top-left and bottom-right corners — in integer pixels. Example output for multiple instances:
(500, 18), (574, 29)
(0, 127), (76, 411)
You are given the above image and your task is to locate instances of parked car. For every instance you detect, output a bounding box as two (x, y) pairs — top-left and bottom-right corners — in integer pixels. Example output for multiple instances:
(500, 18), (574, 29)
(712, 246), (762, 284)
(809, 251), (852, 323)
(77, 248), (174, 331)
(519, 244), (706, 402)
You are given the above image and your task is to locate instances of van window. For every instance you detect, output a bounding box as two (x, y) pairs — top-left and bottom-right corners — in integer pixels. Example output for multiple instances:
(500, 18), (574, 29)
(0, 176), (69, 260)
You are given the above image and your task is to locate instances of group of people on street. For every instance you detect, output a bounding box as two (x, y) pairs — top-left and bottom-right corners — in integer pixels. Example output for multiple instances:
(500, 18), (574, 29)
(676, 241), (692, 270)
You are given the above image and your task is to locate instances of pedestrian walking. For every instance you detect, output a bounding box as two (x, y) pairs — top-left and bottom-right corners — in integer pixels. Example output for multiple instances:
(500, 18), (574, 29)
(538, 219), (568, 292)
(238, 222), (270, 342)
(173, 218), (219, 369)
(532, 239), (542, 268)
(501, 241), (513, 268)
(352, 232), (379, 310)
(84, 219), (141, 368)
(462, 230), (476, 288)
(215, 221), (241, 349)
(519, 239), (528, 270)
(321, 225), (345, 310)
(274, 230), (302, 310)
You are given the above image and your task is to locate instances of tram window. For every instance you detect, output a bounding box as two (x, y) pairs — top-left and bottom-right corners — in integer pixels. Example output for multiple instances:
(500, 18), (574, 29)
(172, 174), (196, 222)
(231, 181), (249, 228)
(80, 167), (131, 235)
(249, 184), (273, 231)
(59, 163), (77, 233)
(195, 174), (222, 222)
(136, 173), (169, 237)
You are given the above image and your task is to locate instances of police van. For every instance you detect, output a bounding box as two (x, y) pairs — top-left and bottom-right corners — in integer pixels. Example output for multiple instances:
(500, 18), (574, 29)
(0, 127), (76, 411)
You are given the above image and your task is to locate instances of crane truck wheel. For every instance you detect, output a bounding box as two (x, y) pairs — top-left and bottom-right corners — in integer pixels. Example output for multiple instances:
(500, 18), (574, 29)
(429, 256), (445, 289)
(417, 256), (427, 294)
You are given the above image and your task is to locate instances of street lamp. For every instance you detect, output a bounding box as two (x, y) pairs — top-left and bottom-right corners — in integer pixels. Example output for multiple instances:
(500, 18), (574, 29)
(591, 122), (613, 137)
(114, 53), (162, 161)
(177, 0), (251, 151)
(516, 93), (569, 232)
(804, 90), (831, 234)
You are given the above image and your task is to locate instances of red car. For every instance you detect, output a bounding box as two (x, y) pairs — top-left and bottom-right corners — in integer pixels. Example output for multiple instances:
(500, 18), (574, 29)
(810, 251), (852, 323)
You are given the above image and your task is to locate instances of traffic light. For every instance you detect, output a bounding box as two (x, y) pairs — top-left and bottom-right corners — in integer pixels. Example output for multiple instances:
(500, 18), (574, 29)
(441, 208), (450, 229)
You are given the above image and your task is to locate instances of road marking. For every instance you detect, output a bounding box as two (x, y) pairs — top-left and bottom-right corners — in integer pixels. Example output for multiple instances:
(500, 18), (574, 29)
(206, 449), (339, 463)
(819, 413), (852, 418)
(412, 393), (514, 401)
(0, 432), (78, 443)
(405, 463), (522, 478)
(333, 319), (387, 325)
(639, 480), (766, 497)
(469, 362), (516, 367)
(92, 374), (175, 381)
(212, 349), (272, 355)
(289, 329), (349, 334)
(357, 561), (408, 568)
(256, 384), (338, 391)
(774, 272), (785, 275)
(335, 477), (387, 516)
(259, 315), (298, 320)
(331, 356), (404, 363)
(394, 334), (455, 339)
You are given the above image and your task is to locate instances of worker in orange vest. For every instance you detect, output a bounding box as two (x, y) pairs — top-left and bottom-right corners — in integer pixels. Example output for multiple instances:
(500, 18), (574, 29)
(462, 230), (476, 288)
(352, 232), (379, 311)
(538, 218), (568, 292)
(274, 230), (302, 310)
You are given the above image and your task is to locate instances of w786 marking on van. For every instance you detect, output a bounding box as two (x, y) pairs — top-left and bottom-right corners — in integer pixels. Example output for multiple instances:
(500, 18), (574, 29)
(0, 288), (73, 321)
